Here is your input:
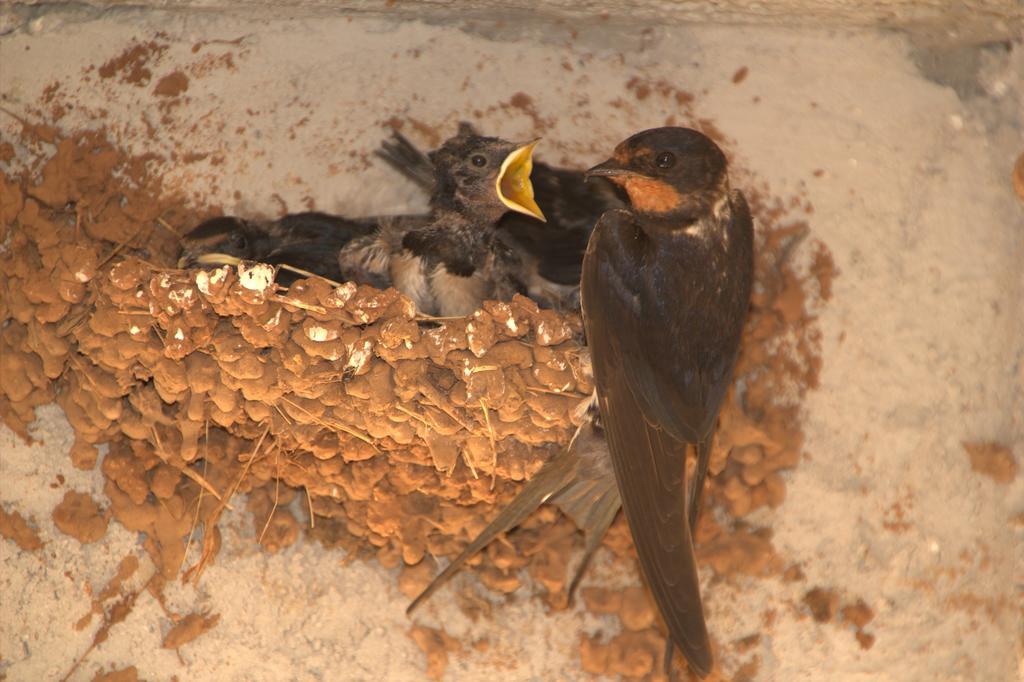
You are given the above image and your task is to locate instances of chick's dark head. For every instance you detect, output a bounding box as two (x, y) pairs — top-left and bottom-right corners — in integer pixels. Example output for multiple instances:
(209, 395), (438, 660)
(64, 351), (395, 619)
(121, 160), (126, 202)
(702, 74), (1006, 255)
(177, 216), (267, 269)
(429, 132), (545, 223)
(586, 127), (728, 218)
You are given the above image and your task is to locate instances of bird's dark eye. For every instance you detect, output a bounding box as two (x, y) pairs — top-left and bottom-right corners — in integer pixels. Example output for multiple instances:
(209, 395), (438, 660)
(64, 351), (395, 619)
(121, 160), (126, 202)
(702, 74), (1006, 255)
(471, 154), (488, 167)
(231, 232), (248, 250)
(655, 152), (676, 169)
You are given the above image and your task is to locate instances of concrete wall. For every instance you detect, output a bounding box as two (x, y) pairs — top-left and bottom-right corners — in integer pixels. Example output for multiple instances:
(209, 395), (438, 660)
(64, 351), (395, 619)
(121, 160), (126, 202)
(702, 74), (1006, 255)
(4, 0), (1023, 43)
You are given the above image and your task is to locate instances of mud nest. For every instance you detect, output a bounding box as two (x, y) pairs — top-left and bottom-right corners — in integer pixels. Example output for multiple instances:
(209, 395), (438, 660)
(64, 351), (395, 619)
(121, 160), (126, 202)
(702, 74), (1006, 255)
(1, 118), (832, 677)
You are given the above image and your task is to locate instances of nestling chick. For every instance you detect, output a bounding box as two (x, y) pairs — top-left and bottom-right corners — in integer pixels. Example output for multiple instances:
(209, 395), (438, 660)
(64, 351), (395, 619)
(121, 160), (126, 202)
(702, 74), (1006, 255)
(377, 124), (624, 305)
(343, 130), (546, 317)
(177, 212), (382, 287)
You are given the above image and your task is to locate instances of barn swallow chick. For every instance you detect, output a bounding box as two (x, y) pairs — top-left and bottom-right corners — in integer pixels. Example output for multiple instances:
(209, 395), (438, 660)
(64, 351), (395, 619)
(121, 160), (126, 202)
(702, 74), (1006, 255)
(408, 376), (621, 615)
(343, 130), (545, 317)
(581, 127), (754, 678)
(177, 216), (268, 266)
(178, 212), (384, 287)
(376, 125), (625, 309)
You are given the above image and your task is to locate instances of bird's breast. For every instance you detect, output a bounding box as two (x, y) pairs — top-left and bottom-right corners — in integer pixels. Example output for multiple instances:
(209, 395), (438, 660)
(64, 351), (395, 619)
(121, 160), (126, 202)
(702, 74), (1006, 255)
(428, 265), (488, 318)
(390, 252), (435, 315)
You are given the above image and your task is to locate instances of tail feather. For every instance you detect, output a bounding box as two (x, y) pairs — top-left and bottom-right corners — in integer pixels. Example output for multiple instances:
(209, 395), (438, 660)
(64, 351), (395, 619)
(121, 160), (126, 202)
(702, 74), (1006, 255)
(406, 451), (579, 615)
(375, 131), (435, 193)
(688, 438), (712, 535)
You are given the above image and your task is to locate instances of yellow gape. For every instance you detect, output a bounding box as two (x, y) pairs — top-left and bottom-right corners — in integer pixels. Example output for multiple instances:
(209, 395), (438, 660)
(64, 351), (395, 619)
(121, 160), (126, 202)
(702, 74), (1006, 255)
(189, 253), (242, 267)
(497, 140), (546, 222)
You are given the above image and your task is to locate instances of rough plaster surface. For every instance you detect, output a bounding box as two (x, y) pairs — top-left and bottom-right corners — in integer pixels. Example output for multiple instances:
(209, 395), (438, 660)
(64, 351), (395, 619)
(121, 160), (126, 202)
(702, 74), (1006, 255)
(4, 1), (1023, 39)
(1, 7), (1022, 681)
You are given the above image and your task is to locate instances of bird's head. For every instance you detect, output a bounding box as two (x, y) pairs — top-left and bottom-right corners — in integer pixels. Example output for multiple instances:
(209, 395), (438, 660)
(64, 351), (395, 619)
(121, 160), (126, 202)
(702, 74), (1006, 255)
(177, 216), (262, 269)
(586, 127), (728, 220)
(429, 130), (546, 223)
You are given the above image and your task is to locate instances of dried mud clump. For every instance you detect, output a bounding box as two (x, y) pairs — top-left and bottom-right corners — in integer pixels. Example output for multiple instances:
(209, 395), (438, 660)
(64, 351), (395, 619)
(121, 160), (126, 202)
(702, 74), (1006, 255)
(162, 612), (221, 649)
(801, 587), (877, 651)
(962, 441), (1018, 484)
(841, 599), (876, 650)
(0, 506), (45, 551)
(0, 127), (184, 441)
(52, 490), (110, 544)
(579, 586), (671, 679)
(409, 624), (462, 681)
(74, 553), (140, 632)
(92, 667), (141, 682)
(802, 586), (840, 623)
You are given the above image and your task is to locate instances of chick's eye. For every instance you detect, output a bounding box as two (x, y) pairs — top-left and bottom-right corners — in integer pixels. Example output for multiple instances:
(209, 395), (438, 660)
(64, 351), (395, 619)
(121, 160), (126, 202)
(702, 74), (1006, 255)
(471, 154), (488, 167)
(655, 152), (676, 169)
(231, 232), (248, 250)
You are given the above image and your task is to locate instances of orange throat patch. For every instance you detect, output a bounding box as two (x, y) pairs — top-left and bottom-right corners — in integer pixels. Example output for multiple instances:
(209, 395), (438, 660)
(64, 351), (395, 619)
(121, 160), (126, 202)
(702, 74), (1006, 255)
(612, 175), (683, 214)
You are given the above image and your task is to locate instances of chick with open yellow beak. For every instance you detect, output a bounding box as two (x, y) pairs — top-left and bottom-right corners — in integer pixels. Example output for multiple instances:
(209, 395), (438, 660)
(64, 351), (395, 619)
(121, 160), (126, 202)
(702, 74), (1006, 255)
(497, 140), (546, 222)
(361, 131), (552, 317)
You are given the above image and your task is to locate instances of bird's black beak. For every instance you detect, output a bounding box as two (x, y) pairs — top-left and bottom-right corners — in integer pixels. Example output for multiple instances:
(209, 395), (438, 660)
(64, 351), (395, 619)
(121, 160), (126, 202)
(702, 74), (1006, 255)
(585, 157), (634, 182)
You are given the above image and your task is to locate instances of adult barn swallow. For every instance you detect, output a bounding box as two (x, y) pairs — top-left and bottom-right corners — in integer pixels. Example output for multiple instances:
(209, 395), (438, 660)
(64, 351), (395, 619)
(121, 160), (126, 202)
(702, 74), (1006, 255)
(580, 127), (754, 677)
(407, 389), (621, 614)
(377, 125), (625, 302)
(341, 130), (547, 317)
